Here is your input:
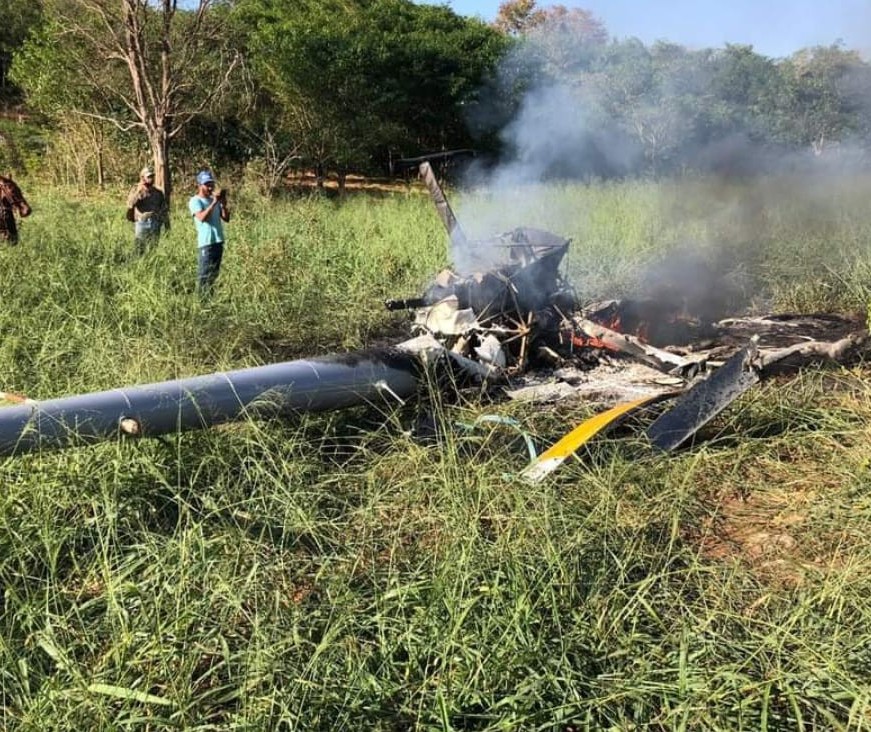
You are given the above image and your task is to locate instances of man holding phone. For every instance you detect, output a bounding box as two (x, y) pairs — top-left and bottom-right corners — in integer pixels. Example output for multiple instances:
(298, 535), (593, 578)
(188, 169), (230, 294)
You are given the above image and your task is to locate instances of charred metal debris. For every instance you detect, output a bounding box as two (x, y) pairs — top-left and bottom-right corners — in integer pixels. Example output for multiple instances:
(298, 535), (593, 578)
(0, 160), (868, 463)
(387, 162), (871, 468)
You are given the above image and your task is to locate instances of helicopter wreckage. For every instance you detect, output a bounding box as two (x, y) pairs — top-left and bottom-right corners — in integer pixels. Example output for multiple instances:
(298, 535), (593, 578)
(0, 161), (868, 473)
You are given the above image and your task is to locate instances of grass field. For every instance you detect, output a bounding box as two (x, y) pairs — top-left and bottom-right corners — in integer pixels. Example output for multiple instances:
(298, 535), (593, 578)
(1, 175), (870, 730)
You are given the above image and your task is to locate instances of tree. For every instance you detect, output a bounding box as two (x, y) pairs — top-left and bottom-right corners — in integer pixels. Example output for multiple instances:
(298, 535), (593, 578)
(11, 18), (116, 185)
(493, 0), (546, 36)
(239, 0), (386, 182)
(704, 45), (786, 140)
(12, 0), (240, 202)
(779, 44), (871, 155)
(538, 10), (607, 82)
(239, 0), (507, 180)
(536, 5), (607, 45)
(0, 0), (43, 105)
(512, 3), (608, 78)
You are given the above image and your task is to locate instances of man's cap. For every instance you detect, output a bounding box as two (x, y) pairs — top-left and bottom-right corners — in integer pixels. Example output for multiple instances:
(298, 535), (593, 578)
(141, 166), (155, 178)
(196, 170), (215, 185)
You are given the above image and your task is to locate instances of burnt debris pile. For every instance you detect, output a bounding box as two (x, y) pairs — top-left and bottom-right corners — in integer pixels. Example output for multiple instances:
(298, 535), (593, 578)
(388, 162), (723, 382)
(389, 226), (579, 375)
(387, 161), (869, 464)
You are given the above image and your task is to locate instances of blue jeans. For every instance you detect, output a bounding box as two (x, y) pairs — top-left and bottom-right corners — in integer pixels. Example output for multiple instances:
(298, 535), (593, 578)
(197, 242), (224, 293)
(134, 219), (161, 255)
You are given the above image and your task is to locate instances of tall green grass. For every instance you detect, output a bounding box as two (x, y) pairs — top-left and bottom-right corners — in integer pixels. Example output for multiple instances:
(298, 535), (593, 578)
(0, 177), (870, 729)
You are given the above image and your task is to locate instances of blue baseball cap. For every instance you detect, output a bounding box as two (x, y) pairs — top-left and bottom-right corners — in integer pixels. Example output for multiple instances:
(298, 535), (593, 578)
(196, 170), (215, 185)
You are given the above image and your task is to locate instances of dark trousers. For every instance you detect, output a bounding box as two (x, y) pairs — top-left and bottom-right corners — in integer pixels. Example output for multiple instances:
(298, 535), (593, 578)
(197, 242), (224, 293)
(0, 212), (18, 245)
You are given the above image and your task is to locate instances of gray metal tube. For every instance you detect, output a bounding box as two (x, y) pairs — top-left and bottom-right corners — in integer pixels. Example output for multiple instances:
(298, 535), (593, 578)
(0, 351), (421, 456)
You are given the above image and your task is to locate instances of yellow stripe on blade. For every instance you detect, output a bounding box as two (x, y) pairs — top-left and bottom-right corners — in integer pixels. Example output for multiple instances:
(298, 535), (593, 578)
(520, 392), (677, 483)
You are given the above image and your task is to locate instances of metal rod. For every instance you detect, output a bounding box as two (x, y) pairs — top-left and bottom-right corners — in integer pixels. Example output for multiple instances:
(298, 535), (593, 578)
(418, 162), (468, 247)
(0, 351), (421, 456)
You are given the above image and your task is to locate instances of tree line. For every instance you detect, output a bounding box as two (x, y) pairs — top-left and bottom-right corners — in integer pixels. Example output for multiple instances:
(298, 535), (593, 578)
(1, 0), (870, 198)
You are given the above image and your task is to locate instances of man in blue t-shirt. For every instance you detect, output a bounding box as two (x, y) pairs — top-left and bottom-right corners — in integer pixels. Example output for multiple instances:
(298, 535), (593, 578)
(188, 169), (230, 293)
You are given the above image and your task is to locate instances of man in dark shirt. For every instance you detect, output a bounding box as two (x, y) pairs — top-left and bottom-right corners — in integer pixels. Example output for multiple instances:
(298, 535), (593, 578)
(126, 165), (168, 255)
(0, 175), (32, 245)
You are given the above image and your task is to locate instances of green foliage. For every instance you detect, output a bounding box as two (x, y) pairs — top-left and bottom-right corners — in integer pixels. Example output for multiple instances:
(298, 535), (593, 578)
(10, 0), (243, 202)
(704, 44), (785, 141)
(494, 33), (871, 178)
(0, 118), (47, 174)
(0, 186), (446, 394)
(11, 11), (133, 125)
(6, 0), (871, 187)
(237, 0), (508, 174)
(778, 44), (871, 152)
(0, 0), (43, 104)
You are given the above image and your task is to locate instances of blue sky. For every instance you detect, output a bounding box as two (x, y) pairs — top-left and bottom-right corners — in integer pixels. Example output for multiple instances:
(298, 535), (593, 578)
(417, 0), (871, 59)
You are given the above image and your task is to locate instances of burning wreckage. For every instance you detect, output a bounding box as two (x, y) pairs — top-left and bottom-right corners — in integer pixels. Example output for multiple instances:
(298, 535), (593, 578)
(0, 162), (868, 475)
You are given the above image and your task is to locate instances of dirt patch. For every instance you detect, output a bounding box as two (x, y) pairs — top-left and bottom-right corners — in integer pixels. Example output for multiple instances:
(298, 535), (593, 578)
(687, 369), (871, 590)
(286, 172), (426, 197)
(695, 488), (815, 589)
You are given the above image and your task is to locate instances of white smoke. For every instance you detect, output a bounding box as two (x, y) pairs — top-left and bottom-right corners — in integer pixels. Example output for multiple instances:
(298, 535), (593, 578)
(451, 19), (871, 318)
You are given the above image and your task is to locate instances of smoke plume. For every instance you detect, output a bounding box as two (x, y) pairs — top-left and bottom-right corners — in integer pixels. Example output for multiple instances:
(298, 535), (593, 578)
(452, 23), (871, 319)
